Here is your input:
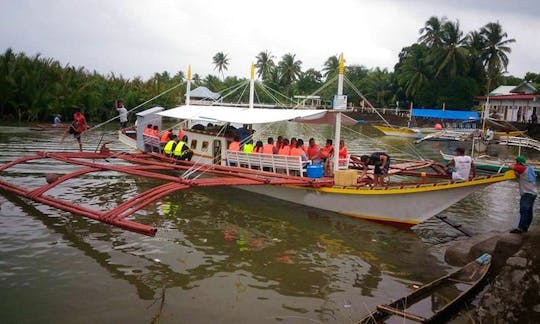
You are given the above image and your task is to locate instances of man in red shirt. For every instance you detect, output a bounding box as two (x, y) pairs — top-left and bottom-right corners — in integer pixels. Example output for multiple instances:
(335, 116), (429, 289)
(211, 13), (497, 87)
(510, 155), (537, 234)
(60, 110), (88, 152)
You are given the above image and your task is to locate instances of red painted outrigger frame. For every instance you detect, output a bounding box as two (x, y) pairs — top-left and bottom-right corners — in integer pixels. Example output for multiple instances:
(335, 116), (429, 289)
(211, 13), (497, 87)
(0, 148), (333, 236)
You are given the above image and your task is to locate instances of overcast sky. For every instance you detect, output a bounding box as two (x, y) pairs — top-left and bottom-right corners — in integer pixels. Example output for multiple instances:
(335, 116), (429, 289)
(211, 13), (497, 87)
(1, 0), (539, 80)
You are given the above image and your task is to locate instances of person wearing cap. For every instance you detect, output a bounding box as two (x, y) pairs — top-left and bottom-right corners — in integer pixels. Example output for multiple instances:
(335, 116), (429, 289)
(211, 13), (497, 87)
(445, 147), (475, 181)
(510, 155), (537, 234)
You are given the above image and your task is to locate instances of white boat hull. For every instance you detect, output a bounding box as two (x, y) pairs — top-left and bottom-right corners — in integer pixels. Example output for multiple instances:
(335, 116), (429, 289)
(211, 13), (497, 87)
(235, 173), (510, 226)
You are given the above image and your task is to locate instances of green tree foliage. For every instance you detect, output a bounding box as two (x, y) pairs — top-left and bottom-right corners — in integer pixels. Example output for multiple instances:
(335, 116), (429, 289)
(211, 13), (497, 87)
(322, 55), (340, 81)
(0, 48), (185, 122)
(255, 50), (275, 81)
(277, 53), (302, 97)
(480, 22), (516, 91)
(394, 17), (518, 109)
(212, 52), (230, 80)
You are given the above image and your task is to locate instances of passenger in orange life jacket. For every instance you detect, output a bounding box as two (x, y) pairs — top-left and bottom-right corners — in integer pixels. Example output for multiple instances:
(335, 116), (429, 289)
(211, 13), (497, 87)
(263, 137), (277, 154)
(290, 137), (297, 151)
(228, 135), (241, 151)
(289, 139), (308, 160)
(278, 138), (290, 155)
(144, 124), (153, 135)
(275, 136), (283, 150)
(307, 138), (321, 162)
(338, 139), (348, 159)
(152, 125), (159, 137)
(160, 129), (173, 143)
(320, 139), (335, 176)
(177, 128), (186, 143)
(254, 140), (264, 153)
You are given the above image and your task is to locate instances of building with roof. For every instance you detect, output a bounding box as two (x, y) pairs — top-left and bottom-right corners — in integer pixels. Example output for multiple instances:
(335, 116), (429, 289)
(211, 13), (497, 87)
(475, 82), (540, 123)
(186, 86), (221, 104)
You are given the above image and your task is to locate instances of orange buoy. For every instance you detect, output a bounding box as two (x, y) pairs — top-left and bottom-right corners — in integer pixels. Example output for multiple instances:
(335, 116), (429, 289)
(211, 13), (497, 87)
(45, 173), (59, 184)
(434, 123), (443, 130)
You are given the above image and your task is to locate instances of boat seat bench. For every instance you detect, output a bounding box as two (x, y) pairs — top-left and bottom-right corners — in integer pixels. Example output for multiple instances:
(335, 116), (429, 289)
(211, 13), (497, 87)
(226, 150), (307, 177)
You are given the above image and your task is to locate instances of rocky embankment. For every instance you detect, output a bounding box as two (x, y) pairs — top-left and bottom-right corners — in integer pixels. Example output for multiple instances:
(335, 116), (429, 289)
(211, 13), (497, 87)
(445, 226), (540, 322)
(475, 227), (540, 323)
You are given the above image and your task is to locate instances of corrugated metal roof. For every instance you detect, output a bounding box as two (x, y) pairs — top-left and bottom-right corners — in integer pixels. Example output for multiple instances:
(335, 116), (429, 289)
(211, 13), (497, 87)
(412, 108), (479, 120)
(490, 85), (514, 95)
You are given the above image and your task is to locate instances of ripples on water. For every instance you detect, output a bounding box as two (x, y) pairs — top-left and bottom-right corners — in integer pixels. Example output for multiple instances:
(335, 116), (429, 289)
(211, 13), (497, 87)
(0, 124), (538, 323)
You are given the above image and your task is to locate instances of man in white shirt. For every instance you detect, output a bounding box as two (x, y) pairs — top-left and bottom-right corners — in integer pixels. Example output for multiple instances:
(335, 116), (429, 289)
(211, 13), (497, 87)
(446, 147), (476, 180)
(116, 100), (128, 129)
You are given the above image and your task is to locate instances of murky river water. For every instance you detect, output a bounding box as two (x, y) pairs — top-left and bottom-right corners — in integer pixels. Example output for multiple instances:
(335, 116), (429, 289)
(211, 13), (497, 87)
(0, 123), (537, 323)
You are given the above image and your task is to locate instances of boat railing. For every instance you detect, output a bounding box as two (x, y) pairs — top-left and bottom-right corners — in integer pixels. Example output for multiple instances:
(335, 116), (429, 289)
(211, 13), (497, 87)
(143, 134), (161, 153)
(497, 136), (540, 152)
(226, 150), (305, 177)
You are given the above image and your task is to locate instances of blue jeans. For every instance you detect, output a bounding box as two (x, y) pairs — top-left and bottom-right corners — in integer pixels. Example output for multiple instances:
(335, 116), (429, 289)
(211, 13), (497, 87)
(518, 193), (536, 231)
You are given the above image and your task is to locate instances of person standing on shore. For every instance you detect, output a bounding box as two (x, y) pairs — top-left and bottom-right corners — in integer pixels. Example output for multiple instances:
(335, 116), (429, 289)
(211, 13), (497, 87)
(510, 155), (537, 234)
(116, 100), (128, 129)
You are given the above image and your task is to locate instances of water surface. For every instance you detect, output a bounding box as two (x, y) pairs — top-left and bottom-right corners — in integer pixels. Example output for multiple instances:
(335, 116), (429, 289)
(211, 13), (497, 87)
(0, 124), (537, 323)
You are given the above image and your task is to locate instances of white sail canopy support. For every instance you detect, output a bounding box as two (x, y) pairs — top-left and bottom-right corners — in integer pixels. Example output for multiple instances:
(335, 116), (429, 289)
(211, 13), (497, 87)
(158, 105), (327, 124)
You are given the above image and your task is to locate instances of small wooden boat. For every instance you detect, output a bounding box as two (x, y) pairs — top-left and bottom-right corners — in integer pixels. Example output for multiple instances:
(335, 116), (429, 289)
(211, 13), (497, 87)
(29, 123), (68, 131)
(372, 125), (424, 138)
(360, 253), (491, 323)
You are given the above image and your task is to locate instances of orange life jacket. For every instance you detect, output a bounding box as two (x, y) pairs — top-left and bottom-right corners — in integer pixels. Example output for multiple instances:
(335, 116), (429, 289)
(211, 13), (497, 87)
(228, 141), (240, 151)
(160, 131), (172, 143)
(263, 144), (275, 154)
(278, 146), (290, 156)
(339, 146), (348, 159)
(289, 147), (302, 156)
(320, 145), (334, 158)
(307, 145), (320, 159)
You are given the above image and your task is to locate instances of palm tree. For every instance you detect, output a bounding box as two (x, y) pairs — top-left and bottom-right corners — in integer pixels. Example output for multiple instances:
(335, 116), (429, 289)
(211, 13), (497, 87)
(212, 52), (230, 80)
(480, 22), (515, 91)
(397, 44), (432, 99)
(465, 30), (487, 83)
(322, 55), (339, 80)
(255, 50), (275, 81)
(278, 53), (302, 96)
(418, 16), (447, 47)
(429, 20), (469, 78)
(365, 68), (392, 107)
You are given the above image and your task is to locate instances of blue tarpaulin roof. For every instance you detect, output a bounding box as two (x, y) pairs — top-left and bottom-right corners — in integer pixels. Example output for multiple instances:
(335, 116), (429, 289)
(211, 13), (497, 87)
(412, 108), (479, 120)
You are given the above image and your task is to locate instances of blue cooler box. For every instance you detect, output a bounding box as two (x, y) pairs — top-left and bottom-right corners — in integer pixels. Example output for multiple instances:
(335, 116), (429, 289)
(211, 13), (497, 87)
(306, 164), (323, 178)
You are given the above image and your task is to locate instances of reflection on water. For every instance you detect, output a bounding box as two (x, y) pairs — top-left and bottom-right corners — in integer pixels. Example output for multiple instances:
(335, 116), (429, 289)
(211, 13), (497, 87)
(0, 124), (538, 322)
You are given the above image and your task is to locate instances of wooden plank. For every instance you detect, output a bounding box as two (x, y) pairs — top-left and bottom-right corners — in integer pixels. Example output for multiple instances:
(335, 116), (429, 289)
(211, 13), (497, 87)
(446, 278), (474, 285)
(376, 305), (426, 322)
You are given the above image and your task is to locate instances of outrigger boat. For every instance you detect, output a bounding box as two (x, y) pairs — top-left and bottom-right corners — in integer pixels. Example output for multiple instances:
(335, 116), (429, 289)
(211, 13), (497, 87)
(360, 253), (492, 323)
(0, 57), (516, 237)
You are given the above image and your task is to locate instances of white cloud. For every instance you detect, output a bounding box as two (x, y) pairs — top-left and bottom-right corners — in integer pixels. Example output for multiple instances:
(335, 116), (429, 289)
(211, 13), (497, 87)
(0, 0), (538, 79)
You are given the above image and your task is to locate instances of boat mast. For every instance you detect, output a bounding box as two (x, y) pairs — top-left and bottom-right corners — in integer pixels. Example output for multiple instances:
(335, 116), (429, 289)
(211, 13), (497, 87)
(249, 63), (255, 109)
(333, 54), (345, 172)
(186, 64), (192, 106)
(407, 101), (413, 128)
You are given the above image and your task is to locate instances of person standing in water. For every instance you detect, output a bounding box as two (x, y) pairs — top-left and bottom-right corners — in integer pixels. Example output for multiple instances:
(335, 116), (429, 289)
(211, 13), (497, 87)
(60, 109), (89, 152)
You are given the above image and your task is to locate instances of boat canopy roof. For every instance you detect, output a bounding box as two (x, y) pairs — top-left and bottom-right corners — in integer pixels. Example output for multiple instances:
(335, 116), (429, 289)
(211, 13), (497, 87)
(158, 105), (327, 124)
(412, 108), (479, 120)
